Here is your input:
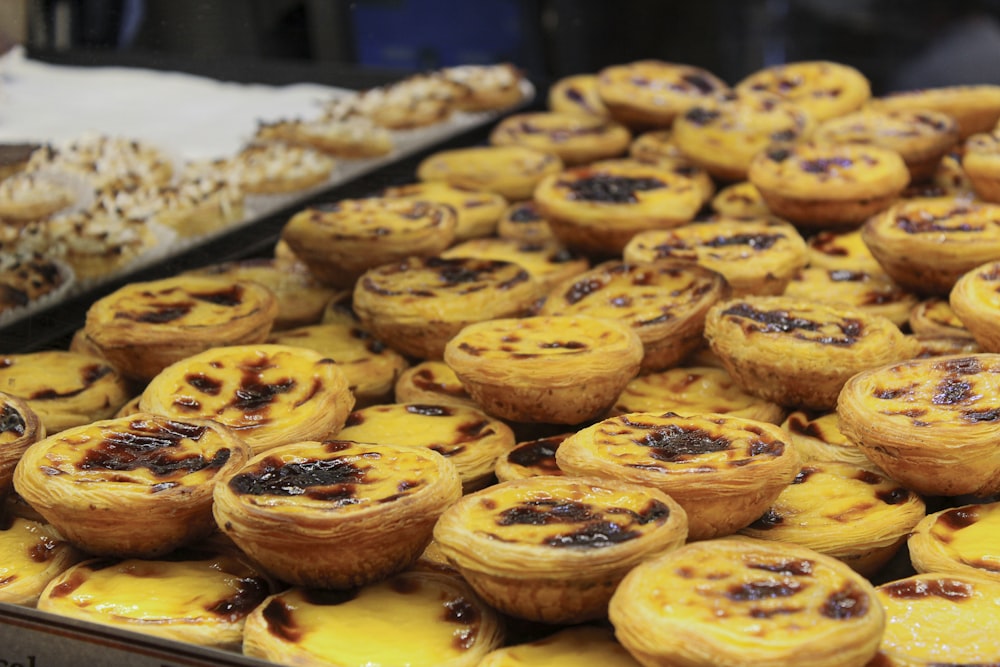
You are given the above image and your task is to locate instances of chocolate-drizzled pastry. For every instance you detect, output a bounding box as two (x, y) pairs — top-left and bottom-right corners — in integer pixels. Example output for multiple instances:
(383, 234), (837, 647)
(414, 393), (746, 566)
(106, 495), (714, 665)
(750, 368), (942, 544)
(242, 571), (503, 667)
(139, 344), (354, 454)
(862, 198), (1000, 296)
(443, 315), (643, 425)
(873, 573), (1000, 665)
(908, 500), (1000, 583)
(736, 60), (871, 122)
(38, 552), (271, 649)
(214, 439), (461, 589)
(0, 392), (44, 497)
(353, 256), (542, 361)
(548, 73), (610, 119)
(610, 537), (885, 667)
(740, 460), (925, 577)
(837, 353), (1000, 496)
(538, 259), (729, 373)
(0, 516), (80, 606)
(433, 476), (687, 623)
(381, 181), (506, 241)
(555, 411), (799, 540)
(950, 259), (1000, 352)
(623, 216), (808, 297)
(705, 295), (916, 411)
(84, 274), (279, 382)
(416, 144), (563, 201)
(13, 414), (249, 557)
(489, 111), (632, 166)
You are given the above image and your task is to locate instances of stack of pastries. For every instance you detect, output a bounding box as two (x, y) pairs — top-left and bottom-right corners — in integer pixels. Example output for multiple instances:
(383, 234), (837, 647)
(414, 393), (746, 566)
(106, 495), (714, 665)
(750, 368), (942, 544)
(4, 57), (1000, 667)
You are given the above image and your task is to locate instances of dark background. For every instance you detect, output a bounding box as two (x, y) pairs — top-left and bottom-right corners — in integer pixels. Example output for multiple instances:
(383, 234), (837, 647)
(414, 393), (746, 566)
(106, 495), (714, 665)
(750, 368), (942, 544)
(24, 0), (1000, 93)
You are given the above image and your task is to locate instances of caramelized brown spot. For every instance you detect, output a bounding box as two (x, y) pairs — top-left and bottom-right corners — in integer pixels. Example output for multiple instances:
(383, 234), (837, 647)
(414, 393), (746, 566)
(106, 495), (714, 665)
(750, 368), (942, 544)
(497, 499), (594, 526)
(191, 285), (244, 307)
(48, 571), (87, 599)
(507, 436), (564, 473)
(626, 420), (730, 461)
(389, 577), (420, 595)
(186, 373), (222, 395)
(940, 507), (978, 530)
(855, 470), (883, 485)
(564, 174), (666, 203)
(0, 403), (26, 437)
(78, 420), (225, 478)
(228, 456), (365, 504)
(30, 364), (113, 400)
(876, 487), (911, 505)
(564, 277), (604, 305)
(444, 597), (480, 651)
(821, 582), (869, 619)
(793, 467), (818, 484)
(702, 234), (782, 251)
(873, 386), (912, 400)
(726, 580), (804, 601)
(262, 599), (301, 642)
(962, 408), (1000, 423)
(747, 559), (814, 576)
(882, 578), (974, 601)
(205, 576), (269, 622)
(935, 357), (983, 375)
(933, 378), (974, 405)
(120, 303), (193, 324)
(749, 508), (783, 530)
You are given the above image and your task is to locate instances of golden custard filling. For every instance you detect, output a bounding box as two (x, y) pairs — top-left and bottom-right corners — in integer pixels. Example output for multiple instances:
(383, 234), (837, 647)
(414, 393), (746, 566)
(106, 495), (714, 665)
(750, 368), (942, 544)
(736, 61), (870, 120)
(873, 200), (1000, 242)
(953, 261), (1000, 308)
(29, 416), (235, 490)
(0, 352), (119, 406)
(450, 315), (638, 362)
(807, 229), (881, 271)
(89, 275), (272, 329)
(287, 198), (455, 237)
(750, 143), (908, 198)
(357, 257), (532, 304)
(441, 238), (586, 285)
(614, 367), (782, 420)
(226, 440), (441, 514)
(713, 298), (878, 348)
(925, 502), (1000, 573)
(597, 61), (729, 110)
(0, 517), (73, 586)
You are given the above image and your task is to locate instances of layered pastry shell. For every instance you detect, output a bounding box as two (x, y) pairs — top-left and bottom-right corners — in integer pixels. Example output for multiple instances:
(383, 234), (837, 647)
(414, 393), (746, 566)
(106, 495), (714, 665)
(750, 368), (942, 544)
(0, 515), (80, 606)
(781, 410), (881, 471)
(443, 315), (644, 425)
(837, 353), (1000, 496)
(609, 537), (885, 667)
(949, 259), (1000, 351)
(0, 392), (44, 497)
(214, 439), (461, 589)
(555, 411), (800, 540)
(393, 360), (480, 410)
(908, 501), (1000, 582)
(432, 475), (688, 623)
(13, 414), (250, 557)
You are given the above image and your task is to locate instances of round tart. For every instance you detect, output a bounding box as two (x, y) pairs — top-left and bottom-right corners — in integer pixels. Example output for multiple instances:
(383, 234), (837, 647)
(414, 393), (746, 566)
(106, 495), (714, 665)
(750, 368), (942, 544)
(862, 198), (1000, 296)
(556, 411), (799, 540)
(13, 414), (250, 557)
(214, 439), (461, 588)
(443, 315), (644, 425)
(479, 625), (641, 667)
(961, 130), (1000, 202)
(609, 537), (885, 667)
(381, 181), (506, 241)
(0, 515), (80, 606)
(416, 144), (563, 201)
(494, 432), (569, 483)
(837, 353), (1000, 496)
(183, 257), (340, 331)
(394, 360), (479, 410)
(672, 91), (813, 182)
(629, 129), (685, 162)
(489, 111), (631, 166)
(709, 181), (771, 217)
(547, 73), (610, 118)
(612, 365), (785, 423)
(538, 259), (729, 373)
(226, 141), (335, 194)
(813, 108), (960, 182)
(442, 62), (525, 112)
(781, 411), (881, 471)
(704, 295), (917, 411)
(0, 351), (130, 434)
(806, 229), (883, 273)
(950, 259), (1000, 351)
(38, 552), (271, 649)
(433, 475), (687, 623)
(0, 392), (44, 498)
(595, 59), (730, 128)
(440, 236), (589, 296)
(83, 274), (279, 381)
(139, 344), (354, 454)
(623, 216), (808, 296)
(908, 501), (1000, 582)
(782, 267), (918, 327)
(736, 60), (871, 122)
(335, 403), (515, 492)
(748, 141), (910, 230)
(352, 256), (540, 361)
(496, 200), (556, 242)
(268, 321), (409, 408)
(740, 461), (925, 577)
(242, 571), (503, 667)
(533, 159), (702, 257)
(909, 296), (974, 338)
(873, 573), (1000, 666)
(868, 84), (1000, 138)
(281, 198), (457, 289)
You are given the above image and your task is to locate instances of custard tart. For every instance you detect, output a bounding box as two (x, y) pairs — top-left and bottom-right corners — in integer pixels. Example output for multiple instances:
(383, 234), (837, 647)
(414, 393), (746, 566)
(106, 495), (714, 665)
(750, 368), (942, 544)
(782, 267), (918, 328)
(837, 353), (1000, 496)
(909, 297), (974, 338)
(479, 624), (641, 667)
(862, 198), (1000, 296)
(281, 198), (458, 288)
(489, 111), (632, 166)
(433, 476), (687, 623)
(908, 501), (1000, 582)
(13, 414), (250, 557)
(0, 392), (44, 498)
(781, 410), (880, 471)
(629, 129), (685, 162)
(255, 114), (393, 159)
(268, 321), (409, 408)
(0, 515), (80, 606)
(949, 259), (1000, 351)
(494, 432), (569, 483)
(612, 365), (785, 423)
(736, 60), (871, 122)
(83, 274), (279, 381)
(495, 200), (556, 242)
(961, 130), (1000, 202)
(609, 537), (885, 667)
(139, 344), (354, 454)
(416, 144), (563, 201)
(748, 142), (909, 229)
(806, 229), (884, 274)
(547, 73), (610, 119)
(868, 84), (1000, 138)
(533, 159), (702, 257)
(709, 181), (771, 217)
(0, 351), (130, 434)
(381, 181), (506, 241)
(335, 402), (516, 492)
(394, 360), (479, 410)
(440, 236), (589, 296)
(443, 315), (644, 425)
(555, 411), (800, 540)
(873, 573), (1000, 665)
(38, 552), (271, 649)
(214, 439), (461, 589)
(740, 461), (926, 577)
(622, 216), (808, 296)
(352, 256), (541, 361)
(704, 295), (917, 411)
(242, 571), (503, 667)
